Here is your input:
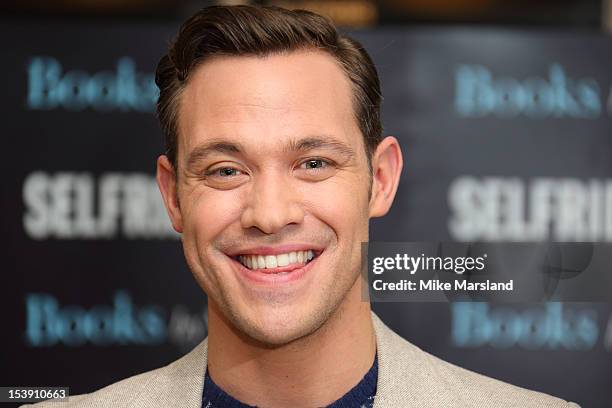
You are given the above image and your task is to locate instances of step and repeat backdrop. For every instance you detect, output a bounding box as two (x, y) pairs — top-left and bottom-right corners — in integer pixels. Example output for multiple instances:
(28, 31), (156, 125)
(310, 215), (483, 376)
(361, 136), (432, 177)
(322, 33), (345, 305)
(2, 20), (612, 407)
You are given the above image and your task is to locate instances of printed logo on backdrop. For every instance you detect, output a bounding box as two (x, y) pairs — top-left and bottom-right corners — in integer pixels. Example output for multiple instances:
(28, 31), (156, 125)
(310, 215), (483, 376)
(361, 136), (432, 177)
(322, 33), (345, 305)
(448, 177), (612, 242)
(22, 172), (178, 239)
(27, 57), (158, 112)
(454, 63), (612, 118)
(450, 302), (602, 350)
(25, 291), (207, 352)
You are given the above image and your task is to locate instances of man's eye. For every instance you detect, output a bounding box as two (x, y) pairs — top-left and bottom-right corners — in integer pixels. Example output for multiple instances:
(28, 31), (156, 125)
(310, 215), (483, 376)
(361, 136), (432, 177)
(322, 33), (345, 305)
(301, 159), (328, 170)
(208, 167), (243, 177)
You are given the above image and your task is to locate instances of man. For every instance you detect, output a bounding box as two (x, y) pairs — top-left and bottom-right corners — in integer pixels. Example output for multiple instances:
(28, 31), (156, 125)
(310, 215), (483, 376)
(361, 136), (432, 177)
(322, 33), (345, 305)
(27, 5), (579, 408)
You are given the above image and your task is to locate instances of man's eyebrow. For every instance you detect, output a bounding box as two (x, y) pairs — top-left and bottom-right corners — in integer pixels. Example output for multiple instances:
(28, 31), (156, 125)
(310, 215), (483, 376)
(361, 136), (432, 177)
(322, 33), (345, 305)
(186, 140), (243, 169)
(285, 136), (356, 159)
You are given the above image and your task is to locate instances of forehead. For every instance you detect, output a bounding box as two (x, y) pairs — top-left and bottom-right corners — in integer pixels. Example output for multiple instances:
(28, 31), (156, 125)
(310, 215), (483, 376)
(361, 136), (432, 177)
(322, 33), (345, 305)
(176, 50), (362, 158)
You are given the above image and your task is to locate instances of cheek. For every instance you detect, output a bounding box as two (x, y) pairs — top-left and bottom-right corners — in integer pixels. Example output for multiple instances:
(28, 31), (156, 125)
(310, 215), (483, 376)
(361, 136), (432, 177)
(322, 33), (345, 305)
(180, 187), (244, 250)
(178, 187), (245, 295)
(300, 175), (370, 239)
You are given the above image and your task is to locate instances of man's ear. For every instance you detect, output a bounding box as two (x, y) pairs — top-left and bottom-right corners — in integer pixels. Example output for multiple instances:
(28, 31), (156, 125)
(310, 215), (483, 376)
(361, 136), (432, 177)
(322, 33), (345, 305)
(368, 136), (403, 218)
(157, 155), (183, 233)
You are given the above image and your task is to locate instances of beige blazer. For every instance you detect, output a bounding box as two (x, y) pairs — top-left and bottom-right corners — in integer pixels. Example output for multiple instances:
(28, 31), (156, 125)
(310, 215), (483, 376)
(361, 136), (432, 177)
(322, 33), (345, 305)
(24, 312), (580, 407)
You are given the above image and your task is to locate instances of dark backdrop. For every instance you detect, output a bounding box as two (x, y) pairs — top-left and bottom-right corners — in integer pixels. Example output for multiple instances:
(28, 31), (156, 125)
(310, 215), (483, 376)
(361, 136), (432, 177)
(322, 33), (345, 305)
(2, 21), (611, 407)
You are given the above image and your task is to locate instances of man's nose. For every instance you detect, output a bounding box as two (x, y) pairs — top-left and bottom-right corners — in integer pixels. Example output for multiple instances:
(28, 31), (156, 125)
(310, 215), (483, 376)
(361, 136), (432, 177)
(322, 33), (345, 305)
(240, 171), (305, 234)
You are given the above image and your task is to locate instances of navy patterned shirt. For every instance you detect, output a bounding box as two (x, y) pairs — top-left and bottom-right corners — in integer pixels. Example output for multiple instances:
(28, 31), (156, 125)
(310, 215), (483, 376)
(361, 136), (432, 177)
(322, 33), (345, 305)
(202, 354), (378, 408)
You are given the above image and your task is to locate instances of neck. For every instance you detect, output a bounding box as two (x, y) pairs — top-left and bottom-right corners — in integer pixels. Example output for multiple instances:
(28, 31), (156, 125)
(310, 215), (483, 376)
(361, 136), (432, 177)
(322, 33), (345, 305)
(206, 281), (376, 408)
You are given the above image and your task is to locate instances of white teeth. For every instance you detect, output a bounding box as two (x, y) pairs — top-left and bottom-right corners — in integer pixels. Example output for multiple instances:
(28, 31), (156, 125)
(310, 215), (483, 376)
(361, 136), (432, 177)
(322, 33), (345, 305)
(277, 253), (289, 267)
(265, 255), (277, 268)
(238, 250), (317, 270)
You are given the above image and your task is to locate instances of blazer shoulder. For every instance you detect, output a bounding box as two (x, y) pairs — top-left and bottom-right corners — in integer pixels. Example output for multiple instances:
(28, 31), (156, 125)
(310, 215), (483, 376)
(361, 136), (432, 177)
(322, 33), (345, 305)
(421, 349), (580, 408)
(22, 338), (209, 408)
(20, 365), (166, 408)
(371, 312), (581, 408)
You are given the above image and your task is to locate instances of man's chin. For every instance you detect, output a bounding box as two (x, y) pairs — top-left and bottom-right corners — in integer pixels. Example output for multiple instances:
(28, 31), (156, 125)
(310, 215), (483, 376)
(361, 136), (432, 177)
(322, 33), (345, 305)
(233, 308), (331, 348)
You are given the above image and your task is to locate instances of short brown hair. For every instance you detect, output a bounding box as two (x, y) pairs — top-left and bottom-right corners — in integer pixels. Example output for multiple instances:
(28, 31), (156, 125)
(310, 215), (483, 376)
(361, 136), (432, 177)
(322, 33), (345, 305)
(155, 5), (382, 170)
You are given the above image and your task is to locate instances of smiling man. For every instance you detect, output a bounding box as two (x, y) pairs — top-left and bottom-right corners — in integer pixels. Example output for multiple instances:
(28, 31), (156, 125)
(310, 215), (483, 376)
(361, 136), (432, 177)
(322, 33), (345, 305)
(26, 4), (580, 408)
(154, 8), (391, 406)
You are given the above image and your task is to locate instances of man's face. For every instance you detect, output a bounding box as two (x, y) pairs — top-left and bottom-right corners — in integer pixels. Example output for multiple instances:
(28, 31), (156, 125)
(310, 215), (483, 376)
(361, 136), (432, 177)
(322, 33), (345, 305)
(168, 50), (373, 345)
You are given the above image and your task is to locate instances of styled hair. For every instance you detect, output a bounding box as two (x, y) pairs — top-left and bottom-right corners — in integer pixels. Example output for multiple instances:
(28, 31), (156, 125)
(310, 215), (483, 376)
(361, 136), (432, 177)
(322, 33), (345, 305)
(155, 5), (383, 170)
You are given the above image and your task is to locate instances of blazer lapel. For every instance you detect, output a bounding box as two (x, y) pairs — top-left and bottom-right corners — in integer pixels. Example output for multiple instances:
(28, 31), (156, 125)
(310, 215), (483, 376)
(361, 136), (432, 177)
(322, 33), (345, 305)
(371, 312), (461, 408)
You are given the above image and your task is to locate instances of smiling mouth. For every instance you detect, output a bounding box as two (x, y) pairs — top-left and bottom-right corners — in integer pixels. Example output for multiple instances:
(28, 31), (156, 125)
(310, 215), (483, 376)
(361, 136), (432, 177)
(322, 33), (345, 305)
(235, 250), (317, 271)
